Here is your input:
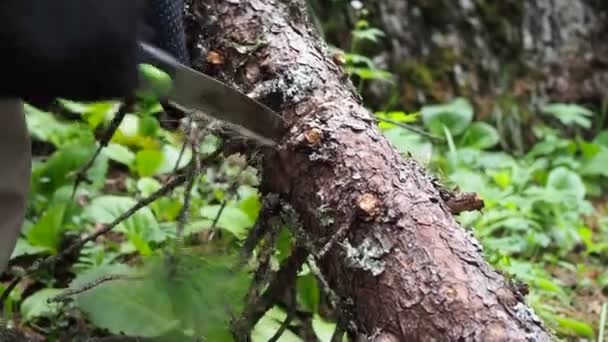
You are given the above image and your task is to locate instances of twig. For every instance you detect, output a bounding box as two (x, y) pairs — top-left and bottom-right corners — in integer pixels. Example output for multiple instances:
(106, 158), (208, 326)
(307, 259), (352, 342)
(173, 115), (194, 174)
(208, 162), (248, 240)
(71, 100), (134, 198)
(232, 247), (309, 342)
(49, 274), (139, 303)
(176, 119), (201, 240)
(374, 117), (444, 142)
(239, 193), (281, 261)
(0, 174), (186, 306)
(443, 192), (485, 214)
(268, 287), (297, 342)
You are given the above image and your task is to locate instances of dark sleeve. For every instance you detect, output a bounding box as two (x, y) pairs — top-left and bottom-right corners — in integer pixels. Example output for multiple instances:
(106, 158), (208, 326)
(145, 0), (189, 65)
(0, 0), (145, 103)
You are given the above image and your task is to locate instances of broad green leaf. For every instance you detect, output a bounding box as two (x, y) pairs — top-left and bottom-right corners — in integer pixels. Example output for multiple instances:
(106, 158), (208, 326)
(382, 128), (433, 164)
(546, 167), (586, 199)
(137, 177), (162, 197)
(73, 264), (179, 338)
(25, 104), (93, 147)
(237, 188), (261, 222)
(200, 205), (255, 239)
(59, 99), (119, 129)
(347, 67), (393, 82)
(541, 103), (593, 128)
(312, 315), (340, 342)
(459, 122), (499, 149)
(138, 115), (161, 137)
(593, 130), (608, 147)
(554, 316), (594, 338)
(135, 149), (164, 177)
(421, 97), (473, 136)
(138, 63), (173, 99)
(103, 143), (135, 166)
(580, 147), (608, 177)
(20, 288), (63, 322)
(25, 204), (68, 254)
(117, 114), (140, 138)
(296, 275), (320, 313)
(10, 238), (50, 259)
(156, 144), (192, 174)
(31, 142), (97, 195)
(83, 196), (164, 248)
(252, 307), (302, 342)
(375, 111), (420, 130)
(154, 253), (250, 340)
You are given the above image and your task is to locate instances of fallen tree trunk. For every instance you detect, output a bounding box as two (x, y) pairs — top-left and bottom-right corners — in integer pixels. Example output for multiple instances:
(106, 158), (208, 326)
(189, 0), (553, 339)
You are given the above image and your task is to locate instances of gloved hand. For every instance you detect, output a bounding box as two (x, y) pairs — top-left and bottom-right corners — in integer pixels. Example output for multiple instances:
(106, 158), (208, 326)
(0, 0), (145, 103)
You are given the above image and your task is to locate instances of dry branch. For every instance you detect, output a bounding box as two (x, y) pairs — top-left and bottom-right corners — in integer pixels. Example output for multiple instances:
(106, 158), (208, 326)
(188, 0), (552, 340)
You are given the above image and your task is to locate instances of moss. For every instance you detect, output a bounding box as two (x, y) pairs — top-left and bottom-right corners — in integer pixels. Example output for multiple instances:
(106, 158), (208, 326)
(473, 0), (523, 59)
(398, 60), (435, 90)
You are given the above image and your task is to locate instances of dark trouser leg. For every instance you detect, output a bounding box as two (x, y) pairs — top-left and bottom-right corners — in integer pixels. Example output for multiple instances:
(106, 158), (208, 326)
(0, 99), (30, 274)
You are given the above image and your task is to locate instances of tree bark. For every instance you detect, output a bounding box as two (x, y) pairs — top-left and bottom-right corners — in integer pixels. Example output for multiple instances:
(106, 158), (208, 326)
(366, 0), (608, 110)
(188, 0), (553, 340)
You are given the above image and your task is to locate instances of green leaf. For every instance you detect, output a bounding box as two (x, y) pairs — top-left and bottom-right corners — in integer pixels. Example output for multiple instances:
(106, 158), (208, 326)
(31, 142), (97, 195)
(10, 238), (50, 259)
(312, 315), (340, 342)
(138, 115), (160, 137)
(83, 196), (164, 252)
(59, 99), (119, 129)
(541, 103), (593, 128)
(296, 275), (320, 313)
(138, 63), (174, 99)
(137, 177), (162, 197)
(237, 188), (261, 222)
(156, 144), (192, 174)
(580, 147), (608, 177)
(546, 167), (586, 199)
(593, 130), (608, 147)
(459, 122), (499, 149)
(554, 316), (594, 338)
(103, 143), (135, 166)
(135, 149), (164, 177)
(155, 253), (250, 340)
(382, 128), (433, 164)
(20, 288), (63, 322)
(252, 307), (302, 342)
(25, 204), (68, 254)
(421, 97), (473, 136)
(25, 104), (94, 147)
(200, 205), (255, 239)
(347, 67), (393, 82)
(73, 264), (179, 338)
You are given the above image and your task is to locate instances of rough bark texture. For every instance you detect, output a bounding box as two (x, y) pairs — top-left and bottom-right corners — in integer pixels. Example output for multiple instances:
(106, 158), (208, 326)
(366, 0), (608, 110)
(189, 0), (553, 340)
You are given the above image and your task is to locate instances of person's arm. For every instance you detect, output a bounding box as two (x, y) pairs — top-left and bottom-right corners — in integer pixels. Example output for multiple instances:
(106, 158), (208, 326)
(0, 0), (145, 103)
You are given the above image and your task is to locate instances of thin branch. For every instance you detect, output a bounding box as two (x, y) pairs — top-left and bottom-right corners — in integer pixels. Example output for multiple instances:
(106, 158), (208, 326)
(307, 259), (350, 342)
(0, 174), (186, 306)
(49, 274), (139, 303)
(232, 247), (309, 342)
(208, 161), (248, 240)
(176, 119), (201, 240)
(268, 287), (297, 342)
(374, 117), (444, 142)
(173, 115), (194, 174)
(71, 100), (134, 198)
(239, 193), (281, 261)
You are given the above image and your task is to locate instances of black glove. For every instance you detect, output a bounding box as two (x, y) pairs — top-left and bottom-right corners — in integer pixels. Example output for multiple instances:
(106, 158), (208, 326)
(0, 0), (145, 103)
